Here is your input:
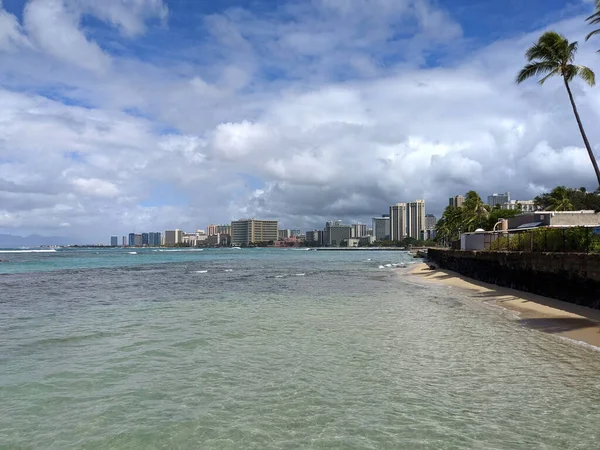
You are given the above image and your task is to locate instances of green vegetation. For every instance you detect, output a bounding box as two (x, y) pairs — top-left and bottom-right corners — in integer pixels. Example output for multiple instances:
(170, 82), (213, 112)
(435, 191), (496, 242)
(586, 0), (600, 48)
(516, 31), (600, 188)
(487, 227), (600, 253)
(534, 186), (600, 211)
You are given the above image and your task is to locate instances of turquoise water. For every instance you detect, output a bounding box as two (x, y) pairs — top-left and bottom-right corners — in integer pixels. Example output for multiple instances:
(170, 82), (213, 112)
(1, 248), (600, 449)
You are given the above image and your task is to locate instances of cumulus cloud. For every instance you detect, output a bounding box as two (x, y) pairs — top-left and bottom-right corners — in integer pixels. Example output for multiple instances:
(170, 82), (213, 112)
(0, 0), (599, 240)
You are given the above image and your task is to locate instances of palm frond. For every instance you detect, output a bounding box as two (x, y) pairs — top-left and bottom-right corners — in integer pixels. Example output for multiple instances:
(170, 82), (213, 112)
(575, 65), (596, 87)
(516, 62), (558, 83)
(539, 68), (560, 84)
(525, 43), (555, 62)
(567, 41), (578, 62)
(586, 28), (600, 41)
(585, 0), (600, 22)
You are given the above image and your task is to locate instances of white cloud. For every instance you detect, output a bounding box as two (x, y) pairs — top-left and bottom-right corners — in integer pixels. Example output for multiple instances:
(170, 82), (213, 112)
(24, 0), (111, 73)
(0, 0), (30, 51)
(72, 178), (119, 198)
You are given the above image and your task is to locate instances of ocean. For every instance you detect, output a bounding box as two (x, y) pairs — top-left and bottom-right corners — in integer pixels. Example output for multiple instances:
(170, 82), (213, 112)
(1, 247), (600, 449)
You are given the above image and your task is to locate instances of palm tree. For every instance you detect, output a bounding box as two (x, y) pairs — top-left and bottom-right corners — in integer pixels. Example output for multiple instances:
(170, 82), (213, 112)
(547, 186), (574, 211)
(516, 31), (600, 188)
(436, 206), (463, 243)
(586, 0), (600, 48)
(461, 191), (490, 232)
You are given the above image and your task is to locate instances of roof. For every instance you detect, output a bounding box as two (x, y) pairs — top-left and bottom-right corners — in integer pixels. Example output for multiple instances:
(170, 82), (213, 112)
(516, 221), (544, 229)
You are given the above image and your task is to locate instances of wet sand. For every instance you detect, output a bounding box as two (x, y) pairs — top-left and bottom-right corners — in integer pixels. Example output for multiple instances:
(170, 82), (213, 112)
(409, 263), (600, 348)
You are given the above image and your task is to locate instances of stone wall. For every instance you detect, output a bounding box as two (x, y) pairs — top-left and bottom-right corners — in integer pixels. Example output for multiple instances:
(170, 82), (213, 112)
(427, 249), (600, 309)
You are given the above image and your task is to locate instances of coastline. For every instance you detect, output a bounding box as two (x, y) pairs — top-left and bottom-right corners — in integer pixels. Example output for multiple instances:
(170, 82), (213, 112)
(408, 262), (600, 349)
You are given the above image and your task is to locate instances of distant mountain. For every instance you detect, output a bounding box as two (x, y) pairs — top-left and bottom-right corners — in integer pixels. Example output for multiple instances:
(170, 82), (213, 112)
(0, 234), (76, 248)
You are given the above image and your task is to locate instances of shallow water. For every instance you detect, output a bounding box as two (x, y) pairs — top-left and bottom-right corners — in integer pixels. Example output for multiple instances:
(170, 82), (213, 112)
(1, 249), (599, 448)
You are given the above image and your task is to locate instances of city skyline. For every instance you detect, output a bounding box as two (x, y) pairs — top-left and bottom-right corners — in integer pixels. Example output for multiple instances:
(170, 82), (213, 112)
(2, 0), (599, 243)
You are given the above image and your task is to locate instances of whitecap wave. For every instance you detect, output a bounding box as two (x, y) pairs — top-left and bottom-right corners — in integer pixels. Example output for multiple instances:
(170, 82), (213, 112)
(224, 269), (233, 272)
(295, 273), (306, 276)
(128, 252), (137, 255)
(195, 270), (208, 273)
(274, 275), (284, 278)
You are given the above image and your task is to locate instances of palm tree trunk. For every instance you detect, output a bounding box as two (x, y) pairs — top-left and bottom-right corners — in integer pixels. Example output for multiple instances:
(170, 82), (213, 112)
(563, 77), (600, 188)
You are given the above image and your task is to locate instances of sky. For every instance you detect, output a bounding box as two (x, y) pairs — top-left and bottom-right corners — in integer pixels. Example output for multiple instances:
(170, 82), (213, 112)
(1, 0), (600, 242)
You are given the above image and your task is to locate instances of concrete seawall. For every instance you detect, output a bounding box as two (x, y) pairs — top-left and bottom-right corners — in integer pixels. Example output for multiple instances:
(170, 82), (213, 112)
(427, 249), (600, 309)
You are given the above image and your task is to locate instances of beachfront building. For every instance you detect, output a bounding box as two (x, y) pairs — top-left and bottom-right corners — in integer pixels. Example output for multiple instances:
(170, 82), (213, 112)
(487, 192), (510, 208)
(279, 229), (291, 239)
(306, 230), (323, 245)
(231, 219), (279, 246)
(207, 225), (218, 236)
(142, 233), (149, 246)
(407, 200), (426, 240)
(449, 195), (464, 208)
(323, 222), (352, 247)
(390, 203), (407, 241)
(351, 224), (368, 238)
(372, 215), (390, 241)
(164, 229), (183, 246)
(148, 232), (162, 247)
(133, 234), (143, 247)
(217, 225), (231, 235)
(110, 236), (118, 246)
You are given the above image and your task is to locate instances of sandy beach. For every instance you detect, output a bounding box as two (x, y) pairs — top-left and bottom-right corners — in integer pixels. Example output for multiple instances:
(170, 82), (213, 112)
(409, 262), (600, 348)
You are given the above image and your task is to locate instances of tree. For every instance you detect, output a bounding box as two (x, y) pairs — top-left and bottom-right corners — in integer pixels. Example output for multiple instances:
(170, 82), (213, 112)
(516, 31), (600, 188)
(586, 0), (600, 49)
(484, 208), (521, 231)
(461, 190), (490, 232)
(535, 185), (600, 211)
(435, 205), (463, 243)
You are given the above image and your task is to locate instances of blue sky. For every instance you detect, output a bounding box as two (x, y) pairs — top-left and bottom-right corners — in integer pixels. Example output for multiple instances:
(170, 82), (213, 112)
(0, 0), (599, 241)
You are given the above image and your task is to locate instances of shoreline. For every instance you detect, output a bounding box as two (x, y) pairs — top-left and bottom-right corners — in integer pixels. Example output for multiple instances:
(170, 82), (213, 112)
(408, 262), (600, 349)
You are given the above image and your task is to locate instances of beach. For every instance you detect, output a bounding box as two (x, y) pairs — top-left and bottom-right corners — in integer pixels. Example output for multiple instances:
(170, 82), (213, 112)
(409, 262), (600, 348)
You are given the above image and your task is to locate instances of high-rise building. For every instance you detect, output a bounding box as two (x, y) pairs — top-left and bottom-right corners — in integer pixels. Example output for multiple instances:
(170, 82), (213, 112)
(231, 219), (278, 246)
(449, 195), (465, 208)
(128, 233), (135, 247)
(207, 225), (219, 236)
(110, 236), (118, 246)
(142, 233), (149, 246)
(407, 200), (426, 240)
(487, 192), (510, 208)
(389, 203), (407, 241)
(425, 214), (437, 230)
(164, 229), (183, 246)
(279, 229), (291, 239)
(290, 229), (301, 237)
(351, 224), (367, 238)
(323, 222), (352, 247)
(148, 232), (162, 247)
(122, 236), (126, 247)
(305, 230), (323, 245)
(372, 215), (390, 241)
(217, 225), (231, 235)
(133, 234), (143, 247)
